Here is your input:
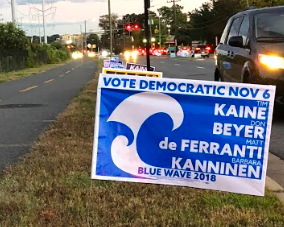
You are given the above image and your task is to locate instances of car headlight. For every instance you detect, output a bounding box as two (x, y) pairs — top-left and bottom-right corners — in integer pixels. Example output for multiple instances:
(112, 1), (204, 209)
(258, 54), (284, 69)
(72, 52), (78, 59)
(88, 52), (95, 58)
(131, 51), (138, 59)
(124, 51), (130, 58)
(102, 51), (108, 58)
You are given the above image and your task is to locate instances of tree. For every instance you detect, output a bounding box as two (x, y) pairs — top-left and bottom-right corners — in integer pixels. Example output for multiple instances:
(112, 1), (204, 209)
(87, 33), (99, 51)
(87, 33), (99, 45)
(99, 14), (119, 50)
(158, 5), (188, 35)
(47, 34), (60, 44)
(188, 0), (284, 45)
(0, 22), (27, 50)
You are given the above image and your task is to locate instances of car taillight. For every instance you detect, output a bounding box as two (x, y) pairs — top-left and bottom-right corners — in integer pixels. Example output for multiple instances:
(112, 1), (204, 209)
(206, 47), (211, 51)
(195, 47), (201, 51)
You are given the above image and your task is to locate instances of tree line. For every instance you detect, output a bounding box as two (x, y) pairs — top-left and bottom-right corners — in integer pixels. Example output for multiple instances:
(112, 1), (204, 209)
(98, 0), (284, 52)
(0, 22), (70, 72)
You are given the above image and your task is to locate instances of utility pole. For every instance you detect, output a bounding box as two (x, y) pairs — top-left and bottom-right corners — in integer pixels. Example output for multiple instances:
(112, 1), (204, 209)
(122, 19), (125, 51)
(108, 0), (113, 56)
(11, 0), (17, 24)
(31, 1), (56, 44)
(80, 24), (84, 52)
(85, 20), (87, 52)
(42, 0), (47, 44)
(158, 15), (161, 49)
(144, 0), (151, 71)
(167, 0), (180, 53)
(38, 16), (42, 43)
(246, 0), (249, 7)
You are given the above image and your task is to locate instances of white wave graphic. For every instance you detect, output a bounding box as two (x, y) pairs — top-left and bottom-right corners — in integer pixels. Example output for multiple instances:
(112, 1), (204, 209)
(108, 92), (184, 179)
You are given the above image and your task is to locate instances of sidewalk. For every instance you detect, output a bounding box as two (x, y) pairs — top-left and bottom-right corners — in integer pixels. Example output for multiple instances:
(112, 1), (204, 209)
(267, 153), (284, 202)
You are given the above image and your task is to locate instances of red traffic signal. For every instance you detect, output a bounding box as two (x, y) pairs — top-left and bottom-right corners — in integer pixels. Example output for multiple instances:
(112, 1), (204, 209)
(126, 24), (132, 31)
(134, 24), (139, 30)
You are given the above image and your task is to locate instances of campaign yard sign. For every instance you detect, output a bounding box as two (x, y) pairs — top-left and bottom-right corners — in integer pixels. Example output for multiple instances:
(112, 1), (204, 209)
(110, 56), (119, 62)
(126, 63), (155, 72)
(104, 60), (124, 69)
(91, 74), (275, 196)
(102, 68), (163, 78)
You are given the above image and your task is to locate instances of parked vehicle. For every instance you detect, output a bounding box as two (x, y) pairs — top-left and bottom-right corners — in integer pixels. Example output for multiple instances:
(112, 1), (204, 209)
(214, 6), (284, 101)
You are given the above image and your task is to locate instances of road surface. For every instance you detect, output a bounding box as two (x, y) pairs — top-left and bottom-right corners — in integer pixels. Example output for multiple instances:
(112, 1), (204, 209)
(0, 58), (97, 171)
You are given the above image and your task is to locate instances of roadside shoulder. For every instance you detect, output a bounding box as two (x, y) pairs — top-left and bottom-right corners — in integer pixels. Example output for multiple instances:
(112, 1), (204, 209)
(267, 152), (284, 203)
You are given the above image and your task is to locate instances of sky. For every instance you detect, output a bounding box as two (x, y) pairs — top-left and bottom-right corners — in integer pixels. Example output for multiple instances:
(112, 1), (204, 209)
(0, 0), (207, 36)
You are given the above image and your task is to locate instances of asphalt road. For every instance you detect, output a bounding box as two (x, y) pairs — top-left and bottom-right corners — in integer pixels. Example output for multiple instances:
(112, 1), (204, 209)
(0, 57), (97, 171)
(134, 55), (284, 161)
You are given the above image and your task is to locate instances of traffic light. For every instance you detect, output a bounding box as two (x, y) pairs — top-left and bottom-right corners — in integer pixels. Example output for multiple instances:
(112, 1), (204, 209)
(126, 24), (132, 32)
(134, 24), (139, 30)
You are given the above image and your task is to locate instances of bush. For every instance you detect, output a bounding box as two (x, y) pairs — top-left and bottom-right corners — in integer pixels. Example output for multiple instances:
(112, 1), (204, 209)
(26, 43), (70, 67)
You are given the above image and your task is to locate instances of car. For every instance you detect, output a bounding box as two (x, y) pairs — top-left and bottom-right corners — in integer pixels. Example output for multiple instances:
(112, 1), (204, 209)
(162, 48), (168, 55)
(167, 46), (177, 55)
(192, 45), (211, 58)
(137, 48), (146, 56)
(214, 6), (284, 101)
(101, 49), (111, 58)
(149, 47), (156, 55)
(153, 49), (162, 56)
(179, 47), (191, 57)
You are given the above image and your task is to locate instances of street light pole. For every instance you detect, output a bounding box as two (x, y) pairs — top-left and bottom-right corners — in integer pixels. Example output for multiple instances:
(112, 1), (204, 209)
(108, 0), (113, 57)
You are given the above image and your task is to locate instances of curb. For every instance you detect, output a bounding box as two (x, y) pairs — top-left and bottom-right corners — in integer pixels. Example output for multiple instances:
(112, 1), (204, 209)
(266, 176), (284, 203)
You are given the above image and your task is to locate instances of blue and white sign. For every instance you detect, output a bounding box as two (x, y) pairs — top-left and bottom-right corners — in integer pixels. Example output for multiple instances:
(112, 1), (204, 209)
(126, 63), (155, 72)
(92, 74), (276, 196)
(104, 60), (124, 69)
(110, 56), (119, 62)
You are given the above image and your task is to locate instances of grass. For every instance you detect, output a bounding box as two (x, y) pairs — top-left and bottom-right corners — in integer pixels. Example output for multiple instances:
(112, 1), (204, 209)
(0, 60), (71, 84)
(0, 60), (284, 227)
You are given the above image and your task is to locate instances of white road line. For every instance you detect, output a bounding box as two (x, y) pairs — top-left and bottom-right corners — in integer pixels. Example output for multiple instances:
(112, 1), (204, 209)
(42, 120), (56, 123)
(161, 62), (164, 64)
(175, 64), (180, 66)
(197, 66), (204, 69)
(59, 74), (64, 78)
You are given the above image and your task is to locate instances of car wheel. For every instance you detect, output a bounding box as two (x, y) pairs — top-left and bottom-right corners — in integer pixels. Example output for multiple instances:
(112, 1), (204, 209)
(243, 72), (251, 83)
(214, 69), (222, 81)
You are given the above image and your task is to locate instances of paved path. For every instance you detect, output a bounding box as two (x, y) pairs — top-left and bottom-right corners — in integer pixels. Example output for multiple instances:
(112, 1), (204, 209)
(0, 58), (97, 171)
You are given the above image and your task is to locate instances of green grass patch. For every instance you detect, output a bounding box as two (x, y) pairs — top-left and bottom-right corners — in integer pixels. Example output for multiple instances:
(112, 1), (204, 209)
(0, 60), (71, 84)
(0, 59), (284, 226)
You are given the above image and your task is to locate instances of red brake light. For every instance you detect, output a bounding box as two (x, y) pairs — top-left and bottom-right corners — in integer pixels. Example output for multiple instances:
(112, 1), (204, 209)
(195, 47), (201, 51)
(206, 47), (211, 51)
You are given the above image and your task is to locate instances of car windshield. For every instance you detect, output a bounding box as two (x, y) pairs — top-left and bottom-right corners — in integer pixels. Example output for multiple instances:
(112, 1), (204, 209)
(255, 11), (284, 41)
